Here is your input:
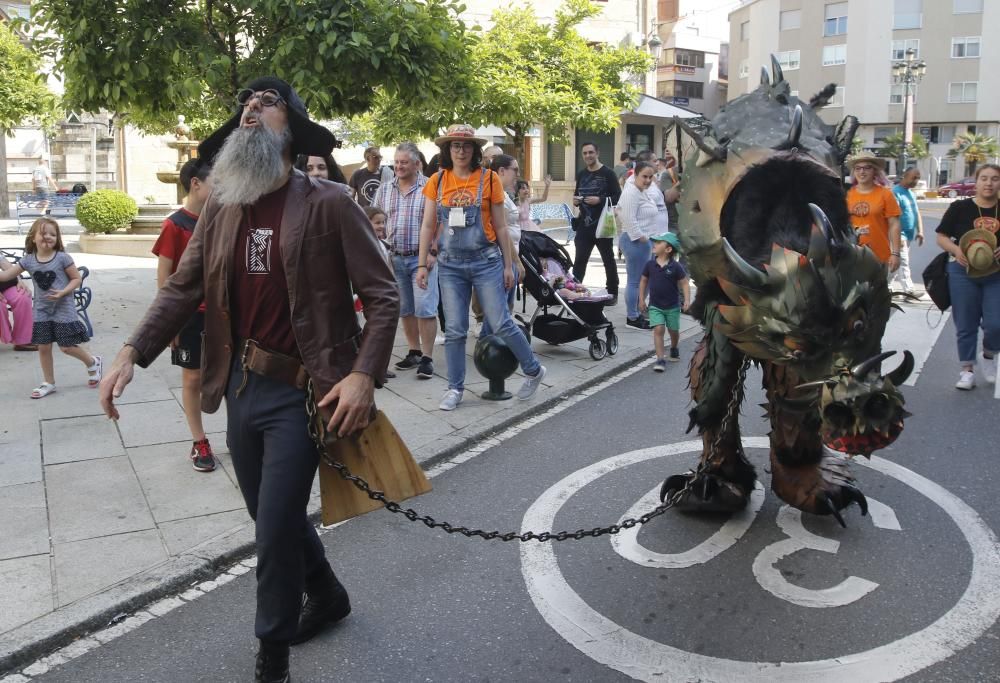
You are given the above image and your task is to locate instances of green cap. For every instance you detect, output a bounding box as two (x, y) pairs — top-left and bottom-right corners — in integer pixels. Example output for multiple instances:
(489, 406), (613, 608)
(650, 232), (680, 251)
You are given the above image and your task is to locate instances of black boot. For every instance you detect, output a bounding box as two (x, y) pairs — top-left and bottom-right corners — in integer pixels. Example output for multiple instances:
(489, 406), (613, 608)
(290, 568), (351, 645)
(255, 640), (290, 683)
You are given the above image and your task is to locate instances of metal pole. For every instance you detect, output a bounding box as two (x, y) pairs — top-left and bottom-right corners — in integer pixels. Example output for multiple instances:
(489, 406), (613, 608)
(90, 125), (97, 192)
(900, 83), (911, 175)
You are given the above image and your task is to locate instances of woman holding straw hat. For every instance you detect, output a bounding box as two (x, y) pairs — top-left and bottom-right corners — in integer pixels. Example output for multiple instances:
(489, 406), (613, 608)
(416, 124), (547, 411)
(845, 153), (902, 273)
(935, 163), (1000, 390)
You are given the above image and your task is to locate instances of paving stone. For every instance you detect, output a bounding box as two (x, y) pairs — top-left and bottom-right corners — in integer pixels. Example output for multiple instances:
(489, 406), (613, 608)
(40, 415), (124, 465)
(46, 456), (154, 544)
(0, 437), (42, 488)
(128, 442), (246, 524)
(168, 387), (229, 435)
(0, 554), (52, 633)
(53, 530), (168, 606)
(114, 399), (193, 448)
(0, 482), (49, 561)
(158, 509), (249, 556)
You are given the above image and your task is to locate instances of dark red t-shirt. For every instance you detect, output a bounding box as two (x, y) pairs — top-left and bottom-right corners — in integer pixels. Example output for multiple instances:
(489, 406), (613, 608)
(231, 184), (297, 356)
(152, 208), (206, 312)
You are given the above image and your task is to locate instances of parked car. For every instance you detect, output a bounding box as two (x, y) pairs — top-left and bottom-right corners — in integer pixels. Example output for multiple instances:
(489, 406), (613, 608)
(936, 178), (976, 198)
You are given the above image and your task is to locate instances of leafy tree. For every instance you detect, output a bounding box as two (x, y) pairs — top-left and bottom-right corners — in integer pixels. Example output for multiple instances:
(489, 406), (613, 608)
(948, 132), (1000, 176)
(27, 0), (475, 138)
(354, 0), (653, 165)
(0, 21), (59, 218)
(881, 131), (928, 163)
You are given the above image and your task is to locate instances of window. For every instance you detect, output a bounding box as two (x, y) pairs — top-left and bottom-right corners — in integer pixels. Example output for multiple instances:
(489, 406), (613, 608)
(953, 0), (983, 13)
(890, 84), (918, 104)
(952, 37), (981, 58)
(967, 125), (977, 135)
(891, 39), (920, 60)
(671, 80), (705, 99)
(948, 82), (978, 103)
(775, 50), (800, 71)
(828, 86), (845, 107)
(939, 126), (957, 143)
(738, 59), (749, 78)
(824, 2), (848, 36)
(780, 10), (801, 30)
(674, 49), (705, 68)
(893, 0), (922, 29)
(874, 127), (900, 144)
(822, 44), (847, 66)
(740, 21), (749, 41)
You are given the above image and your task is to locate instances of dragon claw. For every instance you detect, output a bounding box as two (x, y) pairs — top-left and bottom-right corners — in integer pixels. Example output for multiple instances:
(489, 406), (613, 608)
(823, 493), (847, 528)
(660, 472), (750, 513)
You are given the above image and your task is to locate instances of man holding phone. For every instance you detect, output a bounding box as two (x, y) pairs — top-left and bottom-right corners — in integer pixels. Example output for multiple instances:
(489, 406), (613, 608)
(572, 142), (621, 304)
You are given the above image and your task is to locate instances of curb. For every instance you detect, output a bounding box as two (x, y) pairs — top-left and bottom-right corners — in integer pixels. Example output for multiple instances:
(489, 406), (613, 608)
(0, 328), (701, 675)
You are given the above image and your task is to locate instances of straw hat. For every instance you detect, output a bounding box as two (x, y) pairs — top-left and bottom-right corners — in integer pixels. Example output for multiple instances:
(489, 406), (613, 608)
(959, 228), (1000, 278)
(434, 123), (487, 147)
(845, 153), (887, 171)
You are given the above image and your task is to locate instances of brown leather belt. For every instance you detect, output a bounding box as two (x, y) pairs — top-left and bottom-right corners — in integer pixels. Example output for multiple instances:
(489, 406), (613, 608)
(236, 339), (309, 395)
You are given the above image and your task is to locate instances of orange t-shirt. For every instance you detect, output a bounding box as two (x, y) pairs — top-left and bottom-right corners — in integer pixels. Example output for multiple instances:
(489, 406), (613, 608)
(847, 185), (901, 263)
(422, 168), (505, 242)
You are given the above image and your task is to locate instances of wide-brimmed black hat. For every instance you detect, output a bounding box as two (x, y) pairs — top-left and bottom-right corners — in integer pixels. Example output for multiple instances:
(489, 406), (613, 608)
(198, 76), (338, 164)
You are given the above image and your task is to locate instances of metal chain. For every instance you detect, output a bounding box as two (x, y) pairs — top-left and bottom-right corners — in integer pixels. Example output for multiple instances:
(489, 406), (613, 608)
(707, 356), (750, 466)
(304, 381), (706, 543)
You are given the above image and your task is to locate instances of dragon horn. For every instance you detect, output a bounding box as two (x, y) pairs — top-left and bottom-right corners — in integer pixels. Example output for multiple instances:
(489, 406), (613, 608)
(787, 105), (803, 148)
(675, 119), (727, 164)
(722, 238), (768, 287)
(886, 350), (915, 386)
(808, 203), (835, 243)
(771, 54), (785, 84)
(760, 66), (771, 87)
(852, 351), (896, 379)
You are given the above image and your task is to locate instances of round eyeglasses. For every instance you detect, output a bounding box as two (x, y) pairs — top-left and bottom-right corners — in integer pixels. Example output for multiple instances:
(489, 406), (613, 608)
(236, 89), (286, 108)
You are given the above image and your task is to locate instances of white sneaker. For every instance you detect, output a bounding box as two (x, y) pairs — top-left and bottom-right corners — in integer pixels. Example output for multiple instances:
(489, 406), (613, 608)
(986, 356), (997, 384)
(439, 389), (463, 411)
(516, 365), (547, 400)
(956, 371), (976, 391)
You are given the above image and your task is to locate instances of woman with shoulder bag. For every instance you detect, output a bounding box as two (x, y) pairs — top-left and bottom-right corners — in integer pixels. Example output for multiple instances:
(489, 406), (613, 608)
(934, 163), (1000, 390)
(415, 125), (547, 411)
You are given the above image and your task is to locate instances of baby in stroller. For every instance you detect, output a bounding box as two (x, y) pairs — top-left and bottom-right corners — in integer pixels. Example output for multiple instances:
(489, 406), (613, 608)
(539, 257), (610, 302)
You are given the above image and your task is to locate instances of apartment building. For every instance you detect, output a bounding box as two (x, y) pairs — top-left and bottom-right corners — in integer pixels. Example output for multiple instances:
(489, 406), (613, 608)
(728, 0), (1000, 185)
(653, 0), (734, 119)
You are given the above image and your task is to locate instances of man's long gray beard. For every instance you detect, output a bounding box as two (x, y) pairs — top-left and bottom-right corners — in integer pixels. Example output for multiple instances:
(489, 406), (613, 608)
(211, 125), (293, 206)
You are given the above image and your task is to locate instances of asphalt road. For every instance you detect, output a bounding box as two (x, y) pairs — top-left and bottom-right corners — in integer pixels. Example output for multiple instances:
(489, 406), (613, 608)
(29, 217), (1000, 683)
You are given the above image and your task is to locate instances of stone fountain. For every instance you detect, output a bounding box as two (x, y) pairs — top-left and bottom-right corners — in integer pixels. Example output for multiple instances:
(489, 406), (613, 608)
(131, 116), (200, 234)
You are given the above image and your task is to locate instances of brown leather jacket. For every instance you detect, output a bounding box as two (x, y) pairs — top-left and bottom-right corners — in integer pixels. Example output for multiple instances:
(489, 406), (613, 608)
(127, 170), (399, 413)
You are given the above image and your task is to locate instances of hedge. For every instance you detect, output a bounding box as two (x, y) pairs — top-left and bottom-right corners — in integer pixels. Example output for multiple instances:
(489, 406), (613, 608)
(75, 190), (139, 234)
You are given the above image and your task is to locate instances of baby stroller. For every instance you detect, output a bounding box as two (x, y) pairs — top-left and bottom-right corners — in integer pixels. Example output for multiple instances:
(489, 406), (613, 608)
(516, 230), (618, 360)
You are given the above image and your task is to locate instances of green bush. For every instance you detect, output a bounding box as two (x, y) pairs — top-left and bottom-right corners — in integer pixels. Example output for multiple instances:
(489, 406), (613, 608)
(75, 190), (139, 234)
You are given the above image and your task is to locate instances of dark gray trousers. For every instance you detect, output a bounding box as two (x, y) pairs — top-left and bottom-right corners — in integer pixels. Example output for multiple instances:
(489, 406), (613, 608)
(225, 360), (330, 642)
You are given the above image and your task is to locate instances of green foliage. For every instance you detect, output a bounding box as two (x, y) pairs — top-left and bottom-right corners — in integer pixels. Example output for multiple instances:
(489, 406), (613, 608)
(28, 0), (475, 136)
(0, 21), (59, 133)
(75, 190), (139, 233)
(947, 132), (1000, 164)
(880, 132), (929, 162)
(352, 0), (653, 156)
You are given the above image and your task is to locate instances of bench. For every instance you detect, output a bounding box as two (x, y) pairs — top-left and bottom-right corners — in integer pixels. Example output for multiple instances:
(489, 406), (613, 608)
(0, 247), (94, 337)
(530, 202), (575, 233)
(15, 192), (86, 234)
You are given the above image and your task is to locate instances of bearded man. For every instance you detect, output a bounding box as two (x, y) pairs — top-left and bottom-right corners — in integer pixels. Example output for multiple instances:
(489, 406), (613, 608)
(98, 77), (399, 683)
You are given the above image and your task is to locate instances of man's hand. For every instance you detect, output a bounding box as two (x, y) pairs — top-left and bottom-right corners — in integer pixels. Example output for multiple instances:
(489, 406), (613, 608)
(584, 196), (601, 206)
(99, 346), (139, 420)
(889, 254), (901, 273)
(664, 187), (681, 204)
(318, 372), (375, 438)
(915, 233), (924, 246)
(416, 267), (429, 289)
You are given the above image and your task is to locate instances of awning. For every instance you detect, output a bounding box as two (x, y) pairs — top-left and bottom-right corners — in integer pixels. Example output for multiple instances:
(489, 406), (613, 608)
(625, 94), (700, 120)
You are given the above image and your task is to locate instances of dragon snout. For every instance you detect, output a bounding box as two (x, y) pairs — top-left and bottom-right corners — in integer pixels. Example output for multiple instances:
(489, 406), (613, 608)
(797, 350), (914, 456)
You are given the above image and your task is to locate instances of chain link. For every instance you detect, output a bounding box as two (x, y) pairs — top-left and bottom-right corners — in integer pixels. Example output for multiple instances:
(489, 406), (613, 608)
(304, 381), (706, 543)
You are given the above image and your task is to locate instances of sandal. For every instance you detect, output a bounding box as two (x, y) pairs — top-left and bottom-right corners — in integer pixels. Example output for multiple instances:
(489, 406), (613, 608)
(14, 344), (39, 352)
(87, 355), (103, 388)
(31, 382), (57, 399)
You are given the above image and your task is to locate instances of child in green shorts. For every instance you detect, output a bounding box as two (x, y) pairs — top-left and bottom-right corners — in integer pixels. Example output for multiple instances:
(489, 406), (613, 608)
(638, 233), (690, 372)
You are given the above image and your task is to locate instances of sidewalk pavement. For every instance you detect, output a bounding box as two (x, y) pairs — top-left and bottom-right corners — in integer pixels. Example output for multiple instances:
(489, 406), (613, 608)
(0, 222), (701, 671)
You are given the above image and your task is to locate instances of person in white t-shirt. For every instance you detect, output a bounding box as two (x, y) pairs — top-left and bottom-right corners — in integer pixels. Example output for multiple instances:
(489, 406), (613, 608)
(31, 159), (58, 213)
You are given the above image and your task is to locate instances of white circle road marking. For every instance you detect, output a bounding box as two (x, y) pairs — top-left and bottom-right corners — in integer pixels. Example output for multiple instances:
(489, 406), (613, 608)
(519, 437), (1000, 682)
(611, 481), (766, 569)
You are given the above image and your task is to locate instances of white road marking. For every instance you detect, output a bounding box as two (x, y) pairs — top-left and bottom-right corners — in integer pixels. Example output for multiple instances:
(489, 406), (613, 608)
(611, 482), (766, 568)
(520, 437), (1000, 682)
(881, 302), (949, 387)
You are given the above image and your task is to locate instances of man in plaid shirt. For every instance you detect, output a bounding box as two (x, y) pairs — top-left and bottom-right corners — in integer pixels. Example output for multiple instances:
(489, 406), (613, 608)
(372, 142), (438, 379)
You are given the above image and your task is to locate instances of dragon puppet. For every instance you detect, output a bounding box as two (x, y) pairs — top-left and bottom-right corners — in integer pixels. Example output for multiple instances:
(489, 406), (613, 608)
(659, 57), (914, 527)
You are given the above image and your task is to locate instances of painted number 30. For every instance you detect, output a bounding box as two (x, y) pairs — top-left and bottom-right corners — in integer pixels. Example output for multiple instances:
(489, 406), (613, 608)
(611, 481), (902, 608)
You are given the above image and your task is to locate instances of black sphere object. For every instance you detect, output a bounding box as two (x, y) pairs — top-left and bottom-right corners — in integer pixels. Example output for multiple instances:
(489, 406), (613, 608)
(473, 334), (518, 400)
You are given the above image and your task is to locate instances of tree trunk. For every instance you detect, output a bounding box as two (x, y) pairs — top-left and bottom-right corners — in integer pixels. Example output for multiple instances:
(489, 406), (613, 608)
(0, 130), (9, 219)
(511, 126), (527, 177)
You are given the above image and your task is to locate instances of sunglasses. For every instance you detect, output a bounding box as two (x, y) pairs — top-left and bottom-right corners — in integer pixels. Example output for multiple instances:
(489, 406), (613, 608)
(236, 89), (286, 108)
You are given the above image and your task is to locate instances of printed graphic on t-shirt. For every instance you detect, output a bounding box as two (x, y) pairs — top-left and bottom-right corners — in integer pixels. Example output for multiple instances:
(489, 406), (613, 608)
(973, 216), (999, 233)
(851, 201), (871, 217)
(247, 227), (273, 274)
(448, 188), (476, 207)
(360, 178), (381, 205)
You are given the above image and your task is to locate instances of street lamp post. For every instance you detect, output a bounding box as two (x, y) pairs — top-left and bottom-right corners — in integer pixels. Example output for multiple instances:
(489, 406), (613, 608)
(891, 47), (926, 177)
